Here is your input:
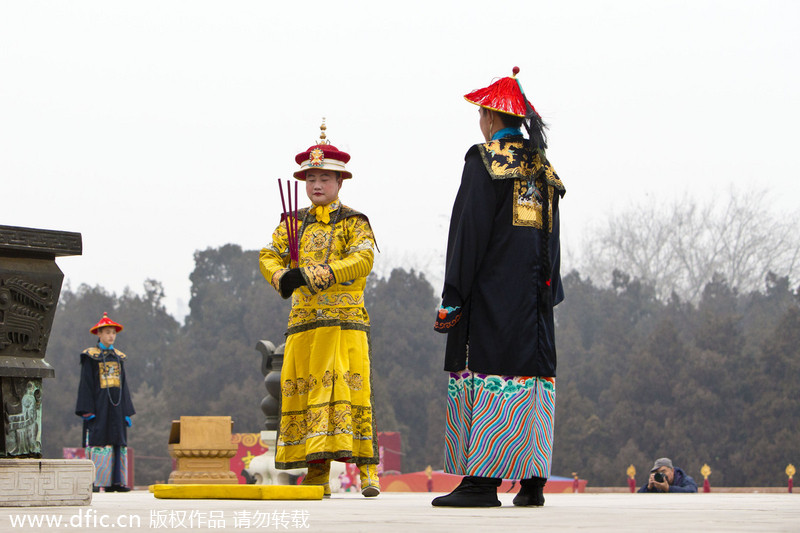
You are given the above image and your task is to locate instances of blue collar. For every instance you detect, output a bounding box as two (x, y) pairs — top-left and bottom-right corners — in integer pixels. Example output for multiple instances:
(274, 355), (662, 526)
(98, 342), (114, 351)
(492, 127), (522, 140)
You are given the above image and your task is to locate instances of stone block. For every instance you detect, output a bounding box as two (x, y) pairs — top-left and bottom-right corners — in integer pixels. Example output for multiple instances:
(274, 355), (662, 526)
(0, 458), (94, 506)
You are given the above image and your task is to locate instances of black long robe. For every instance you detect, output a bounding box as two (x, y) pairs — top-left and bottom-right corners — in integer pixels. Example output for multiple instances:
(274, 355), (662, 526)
(75, 346), (135, 447)
(442, 137), (565, 377)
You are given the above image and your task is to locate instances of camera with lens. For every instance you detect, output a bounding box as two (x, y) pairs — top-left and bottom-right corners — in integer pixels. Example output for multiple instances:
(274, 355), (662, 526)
(653, 472), (667, 483)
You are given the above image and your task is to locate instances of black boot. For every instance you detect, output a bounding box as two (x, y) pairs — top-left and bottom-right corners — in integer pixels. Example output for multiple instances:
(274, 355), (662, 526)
(431, 476), (501, 507)
(513, 477), (546, 507)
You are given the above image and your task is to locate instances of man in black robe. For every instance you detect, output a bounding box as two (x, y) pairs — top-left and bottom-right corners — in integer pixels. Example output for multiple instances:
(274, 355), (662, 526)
(433, 68), (565, 508)
(75, 312), (135, 492)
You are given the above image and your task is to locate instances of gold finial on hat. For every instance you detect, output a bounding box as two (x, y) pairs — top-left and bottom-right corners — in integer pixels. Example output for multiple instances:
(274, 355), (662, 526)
(318, 118), (330, 145)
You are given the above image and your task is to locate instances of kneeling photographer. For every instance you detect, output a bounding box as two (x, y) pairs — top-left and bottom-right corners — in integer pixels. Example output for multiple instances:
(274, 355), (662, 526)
(638, 458), (698, 493)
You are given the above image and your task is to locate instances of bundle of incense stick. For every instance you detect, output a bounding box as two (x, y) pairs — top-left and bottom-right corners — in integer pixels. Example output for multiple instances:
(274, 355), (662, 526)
(278, 179), (300, 266)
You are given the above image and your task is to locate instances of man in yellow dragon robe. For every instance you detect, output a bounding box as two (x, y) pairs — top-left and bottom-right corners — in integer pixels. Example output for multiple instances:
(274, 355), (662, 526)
(259, 124), (380, 498)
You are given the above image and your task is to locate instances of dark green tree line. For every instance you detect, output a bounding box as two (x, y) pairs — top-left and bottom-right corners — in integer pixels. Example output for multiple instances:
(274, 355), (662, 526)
(553, 270), (800, 486)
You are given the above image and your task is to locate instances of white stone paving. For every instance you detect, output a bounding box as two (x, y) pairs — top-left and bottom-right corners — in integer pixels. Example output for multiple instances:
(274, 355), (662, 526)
(0, 490), (797, 532)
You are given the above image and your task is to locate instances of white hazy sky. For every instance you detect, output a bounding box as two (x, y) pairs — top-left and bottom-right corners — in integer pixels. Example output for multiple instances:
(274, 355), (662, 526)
(2, 1), (798, 320)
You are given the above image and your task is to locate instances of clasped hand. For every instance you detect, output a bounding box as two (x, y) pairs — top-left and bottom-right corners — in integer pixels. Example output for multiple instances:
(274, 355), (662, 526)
(279, 268), (306, 299)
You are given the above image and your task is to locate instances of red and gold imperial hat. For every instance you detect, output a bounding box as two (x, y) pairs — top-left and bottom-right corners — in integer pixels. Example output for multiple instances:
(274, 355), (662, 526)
(464, 66), (539, 118)
(90, 312), (124, 335)
(293, 119), (353, 180)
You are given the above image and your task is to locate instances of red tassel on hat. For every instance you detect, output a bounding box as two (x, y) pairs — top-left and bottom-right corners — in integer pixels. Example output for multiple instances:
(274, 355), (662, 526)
(464, 66), (538, 118)
(90, 312), (124, 335)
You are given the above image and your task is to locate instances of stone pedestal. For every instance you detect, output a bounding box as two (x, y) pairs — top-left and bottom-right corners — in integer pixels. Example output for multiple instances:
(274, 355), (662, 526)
(168, 416), (237, 484)
(0, 458), (94, 506)
(256, 340), (280, 431)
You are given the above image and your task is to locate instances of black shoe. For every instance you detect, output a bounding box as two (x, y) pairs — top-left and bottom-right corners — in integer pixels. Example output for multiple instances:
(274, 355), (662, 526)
(106, 485), (132, 492)
(92, 485), (100, 493)
(431, 476), (501, 507)
(513, 477), (546, 507)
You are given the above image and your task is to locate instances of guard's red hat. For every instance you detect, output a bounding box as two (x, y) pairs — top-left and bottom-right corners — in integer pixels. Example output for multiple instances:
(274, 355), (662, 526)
(293, 120), (352, 180)
(90, 312), (123, 335)
(464, 66), (539, 118)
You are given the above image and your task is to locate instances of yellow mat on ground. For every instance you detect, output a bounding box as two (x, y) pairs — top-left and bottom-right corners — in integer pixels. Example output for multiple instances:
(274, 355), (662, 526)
(150, 484), (324, 500)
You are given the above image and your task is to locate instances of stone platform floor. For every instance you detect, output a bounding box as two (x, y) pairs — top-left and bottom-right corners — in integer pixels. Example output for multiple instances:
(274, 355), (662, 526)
(0, 490), (797, 532)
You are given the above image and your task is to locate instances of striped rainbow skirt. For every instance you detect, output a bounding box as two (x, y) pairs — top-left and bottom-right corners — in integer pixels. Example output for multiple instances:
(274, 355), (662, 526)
(443, 371), (555, 480)
(87, 445), (128, 487)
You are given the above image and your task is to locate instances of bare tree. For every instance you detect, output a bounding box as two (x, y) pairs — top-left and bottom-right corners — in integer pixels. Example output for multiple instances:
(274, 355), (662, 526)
(579, 189), (800, 302)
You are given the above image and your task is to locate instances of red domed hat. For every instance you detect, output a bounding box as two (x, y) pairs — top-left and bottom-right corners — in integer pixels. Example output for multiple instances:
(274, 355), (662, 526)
(464, 66), (539, 118)
(90, 312), (124, 335)
(293, 119), (353, 180)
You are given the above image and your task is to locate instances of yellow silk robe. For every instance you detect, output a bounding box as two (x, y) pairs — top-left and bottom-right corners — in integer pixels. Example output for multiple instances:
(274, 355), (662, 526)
(259, 199), (379, 469)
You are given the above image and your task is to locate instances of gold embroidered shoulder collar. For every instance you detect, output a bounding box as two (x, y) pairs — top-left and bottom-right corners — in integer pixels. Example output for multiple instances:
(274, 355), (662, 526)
(82, 347), (127, 360)
(474, 140), (566, 196)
